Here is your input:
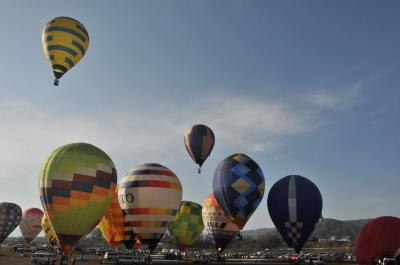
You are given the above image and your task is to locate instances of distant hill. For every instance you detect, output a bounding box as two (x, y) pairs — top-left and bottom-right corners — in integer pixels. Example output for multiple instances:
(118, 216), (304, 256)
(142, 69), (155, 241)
(242, 227), (277, 238)
(243, 218), (371, 240)
(312, 218), (371, 239)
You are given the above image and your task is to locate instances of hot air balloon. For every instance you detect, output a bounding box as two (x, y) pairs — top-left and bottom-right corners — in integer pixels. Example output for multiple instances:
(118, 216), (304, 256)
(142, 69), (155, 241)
(98, 185), (137, 249)
(356, 216), (400, 264)
(0, 202), (22, 244)
(168, 201), (204, 251)
(19, 208), (44, 244)
(39, 142), (117, 254)
(212, 153), (265, 229)
(267, 175), (322, 254)
(184, 124), (215, 173)
(118, 163), (182, 252)
(42, 16), (89, 86)
(42, 214), (57, 245)
(98, 211), (122, 249)
(133, 238), (142, 250)
(202, 194), (239, 252)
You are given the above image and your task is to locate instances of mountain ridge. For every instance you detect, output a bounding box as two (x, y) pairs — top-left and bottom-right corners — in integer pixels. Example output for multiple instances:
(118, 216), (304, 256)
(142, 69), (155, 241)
(243, 218), (371, 240)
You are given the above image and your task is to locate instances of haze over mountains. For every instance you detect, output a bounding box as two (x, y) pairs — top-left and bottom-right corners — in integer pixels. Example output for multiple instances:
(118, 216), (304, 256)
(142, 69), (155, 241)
(243, 218), (371, 240)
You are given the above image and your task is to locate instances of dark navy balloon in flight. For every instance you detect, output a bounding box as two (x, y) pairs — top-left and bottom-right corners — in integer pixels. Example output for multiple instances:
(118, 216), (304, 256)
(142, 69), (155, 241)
(267, 175), (322, 253)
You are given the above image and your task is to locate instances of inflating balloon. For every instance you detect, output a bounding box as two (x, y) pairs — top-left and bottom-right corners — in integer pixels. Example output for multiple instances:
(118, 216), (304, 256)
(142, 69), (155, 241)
(356, 216), (400, 264)
(19, 208), (44, 244)
(267, 175), (322, 253)
(0, 202), (22, 244)
(213, 153), (265, 229)
(39, 142), (117, 254)
(98, 191), (123, 249)
(42, 16), (89, 85)
(184, 124), (215, 173)
(168, 201), (204, 251)
(202, 194), (239, 252)
(133, 238), (142, 250)
(98, 185), (137, 249)
(118, 163), (182, 252)
(42, 214), (57, 245)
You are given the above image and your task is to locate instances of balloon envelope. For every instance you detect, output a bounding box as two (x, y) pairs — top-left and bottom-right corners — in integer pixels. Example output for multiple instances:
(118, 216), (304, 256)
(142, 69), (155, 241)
(118, 163), (182, 252)
(202, 194), (239, 252)
(213, 153), (265, 229)
(356, 216), (400, 264)
(184, 124), (215, 169)
(39, 142), (117, 253)
(98, 185), (136, 249)
(42, 16), (89, 85)
(267, 175), (322, 253)
(0, 202), (22, 244)
(19, 208), (44, 244)
(168, 201), (204, 251)
(42, 214), (57, 245)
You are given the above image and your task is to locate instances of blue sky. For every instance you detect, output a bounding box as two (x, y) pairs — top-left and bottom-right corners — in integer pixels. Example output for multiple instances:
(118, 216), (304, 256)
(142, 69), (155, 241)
(0, 1), (399, 236)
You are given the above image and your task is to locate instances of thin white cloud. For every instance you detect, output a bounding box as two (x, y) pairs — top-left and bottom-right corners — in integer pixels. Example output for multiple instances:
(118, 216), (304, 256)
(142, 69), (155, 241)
(0, 82), (364, 186)
(0, 85), (363, 236)
(306, 81), (363, 110)
(0, 94), (316, 182)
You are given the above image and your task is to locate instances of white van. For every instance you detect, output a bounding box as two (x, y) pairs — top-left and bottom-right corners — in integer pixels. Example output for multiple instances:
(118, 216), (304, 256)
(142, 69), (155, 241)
(30, 252), (57, 265)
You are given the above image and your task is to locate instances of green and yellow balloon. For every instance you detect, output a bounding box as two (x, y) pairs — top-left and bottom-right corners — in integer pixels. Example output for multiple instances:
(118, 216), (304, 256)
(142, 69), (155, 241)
(168, 201), (204, 251)
(42, 17), (89, 86)
(39, 143), (117, 254)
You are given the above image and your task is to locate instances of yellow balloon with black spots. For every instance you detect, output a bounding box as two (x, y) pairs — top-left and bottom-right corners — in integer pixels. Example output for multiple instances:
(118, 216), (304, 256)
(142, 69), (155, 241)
(42, 214), (57, 246)
(42, 17), (89, 86)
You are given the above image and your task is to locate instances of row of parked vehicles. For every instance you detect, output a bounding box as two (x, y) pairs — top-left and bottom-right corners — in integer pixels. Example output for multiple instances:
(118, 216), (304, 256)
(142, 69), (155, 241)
(100, 251), (152, 264)
(30, 252), (57, 265)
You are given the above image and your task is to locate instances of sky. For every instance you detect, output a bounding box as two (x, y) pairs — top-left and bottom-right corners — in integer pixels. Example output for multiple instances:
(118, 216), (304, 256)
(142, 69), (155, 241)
(0, 1), (399, 237)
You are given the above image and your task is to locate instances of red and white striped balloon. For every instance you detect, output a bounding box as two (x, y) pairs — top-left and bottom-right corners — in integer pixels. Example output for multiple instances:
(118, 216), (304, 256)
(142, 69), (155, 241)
(19, 208), (44, 244)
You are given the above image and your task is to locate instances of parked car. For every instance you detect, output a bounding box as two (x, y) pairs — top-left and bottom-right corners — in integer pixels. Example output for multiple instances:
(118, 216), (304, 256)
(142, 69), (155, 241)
(164, 252), (182, 260)
(100, 252), (119, 264)
(381, 258), (398, 265)
(193, 255), (210, 264)
(118, 254), (138, 265)
(305, 256), (324, 265)
(13, 244), (25, 252)
(73, 255), (87, 262)
(30, 252), (56, 265)
(21, 248), (35, 257)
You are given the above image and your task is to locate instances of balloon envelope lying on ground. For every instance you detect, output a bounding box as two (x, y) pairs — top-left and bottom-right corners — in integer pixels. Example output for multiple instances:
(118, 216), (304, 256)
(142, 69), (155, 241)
(168, 201), (204, 251)
(19, 208), (44, 244)
(213, 153), (265, 229)
(118, 163), (182, 252)
(39, 142), (117, 253)
(356, 216), (400, 264)
(202, 193), (239, 252)
(267, 175), (322, 254)
(0, 202), (22, 244)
